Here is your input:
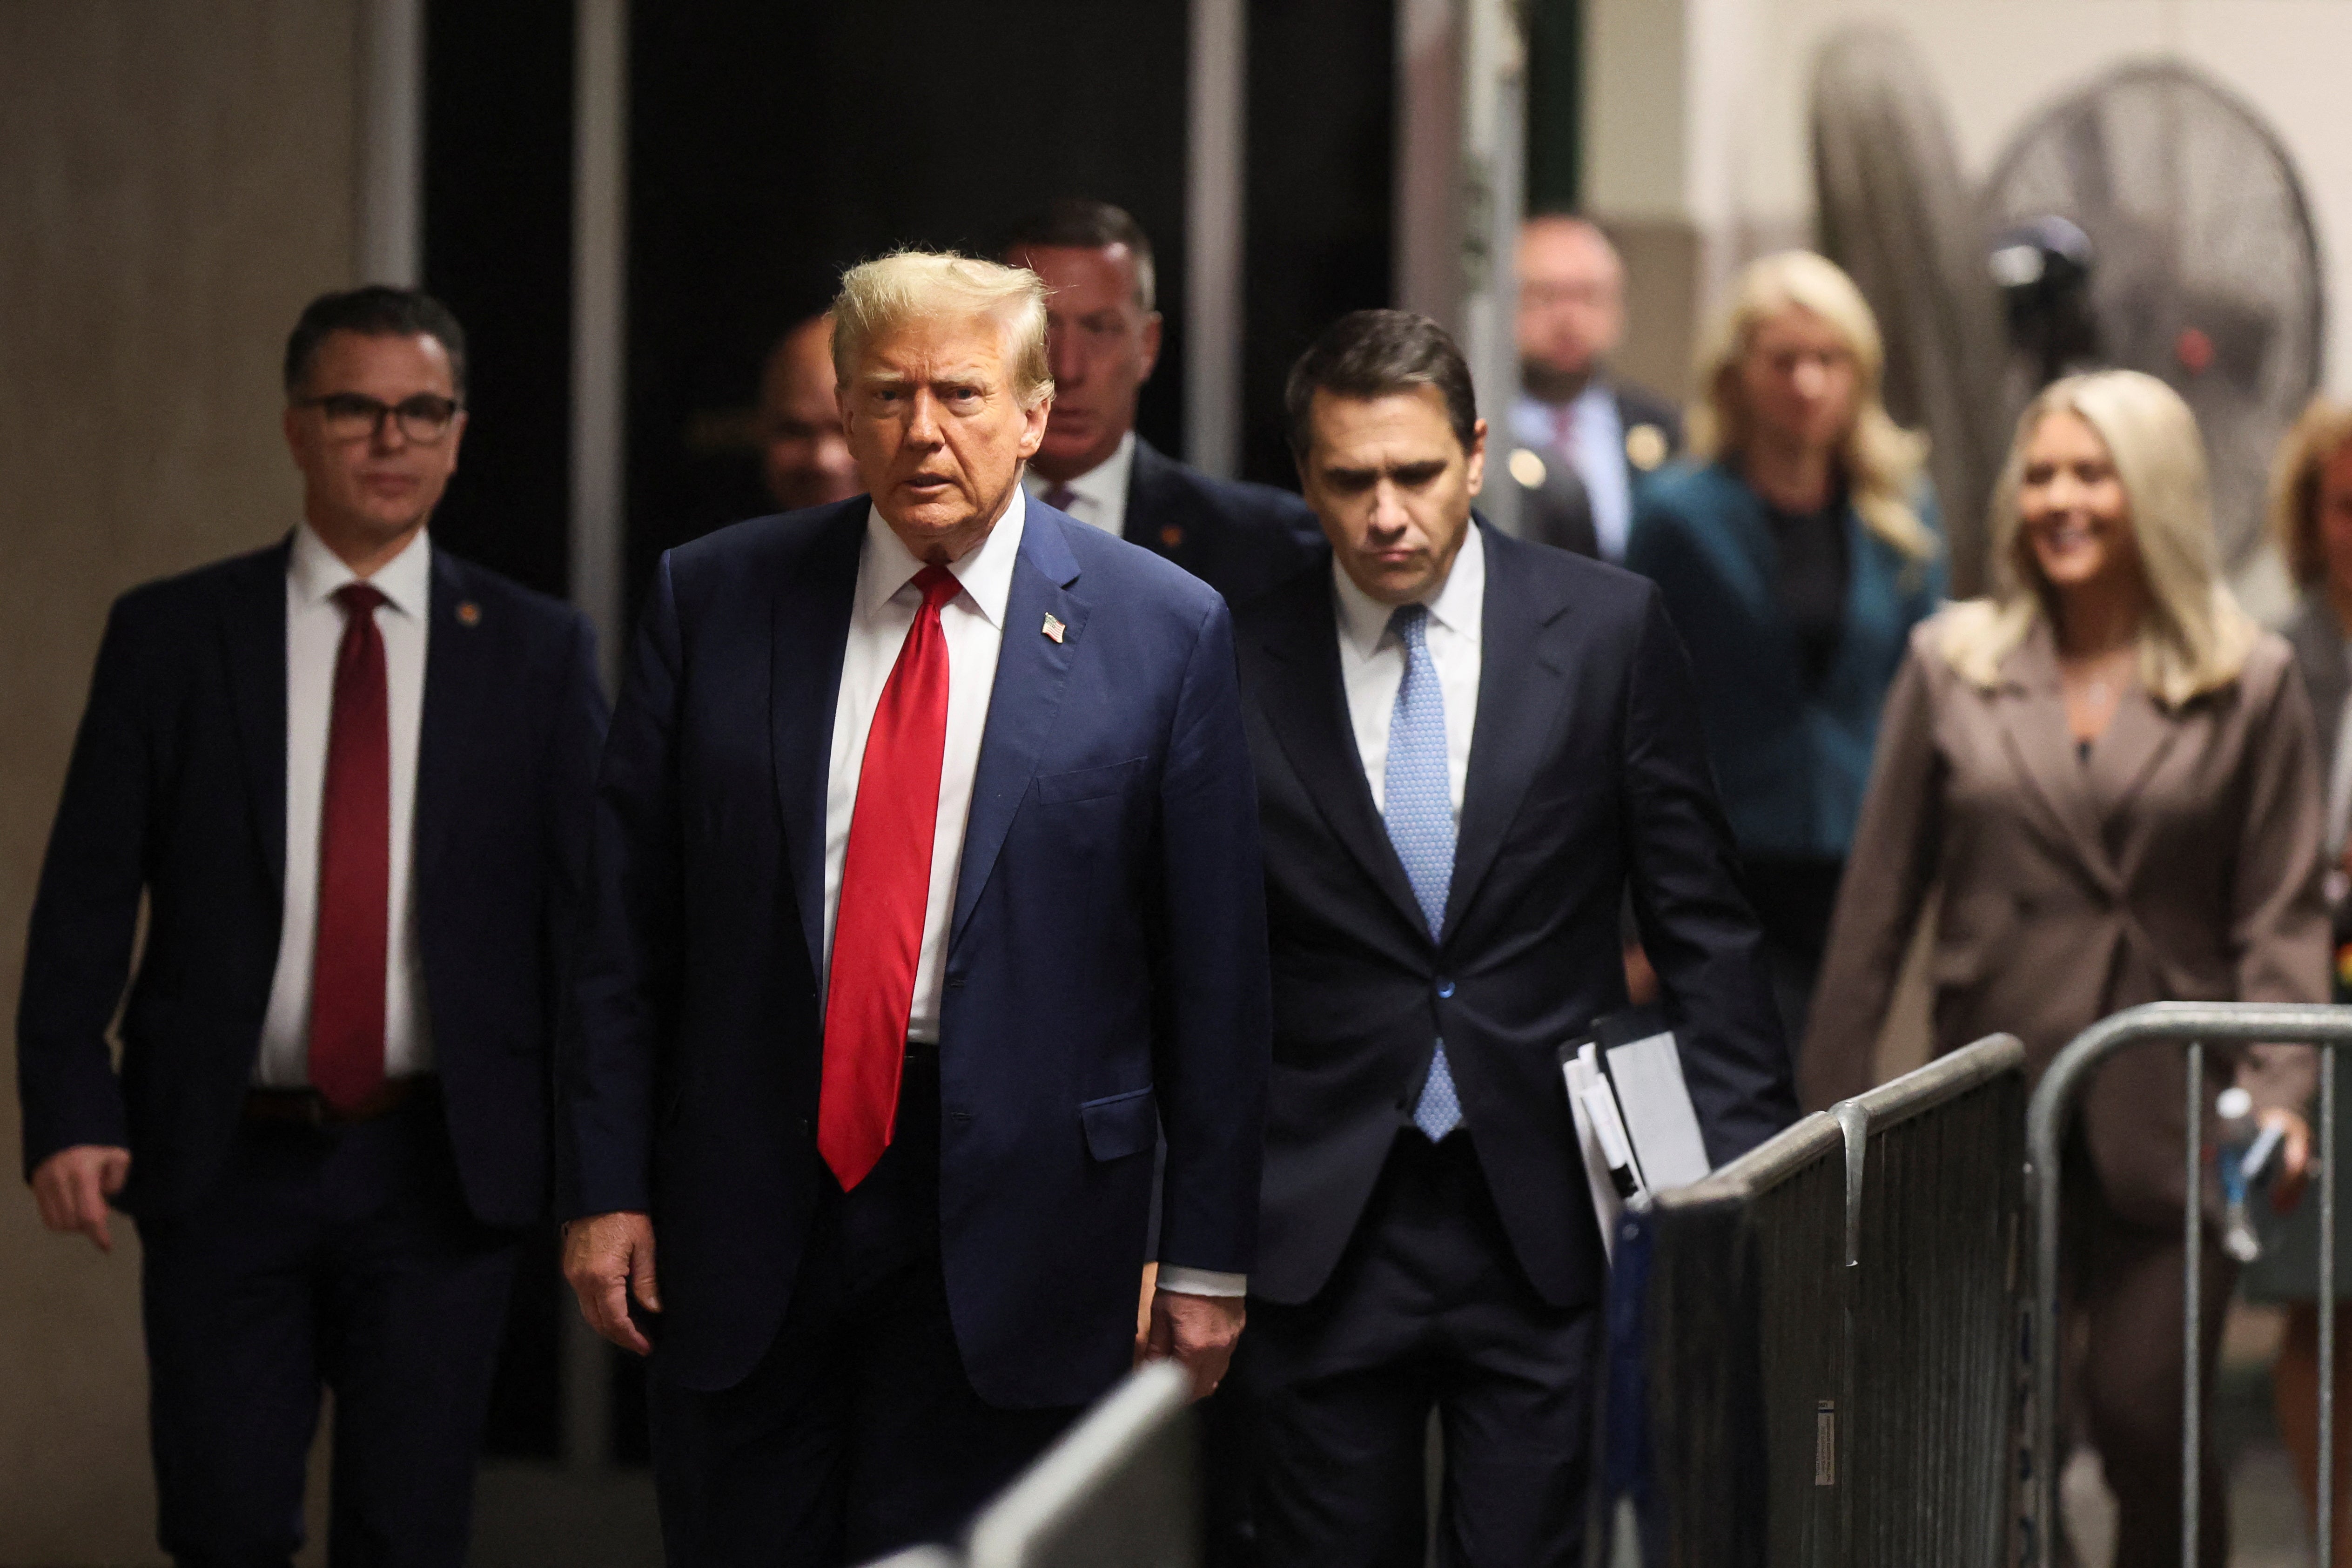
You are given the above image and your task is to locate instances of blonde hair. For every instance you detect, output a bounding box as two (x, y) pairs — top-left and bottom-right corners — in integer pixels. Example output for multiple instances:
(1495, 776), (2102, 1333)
(1690, 250), (1936, 564)
(1937, 370), (2259, 706)
(2267, 395), (2352, 588)
(830, 250), (1054, 408)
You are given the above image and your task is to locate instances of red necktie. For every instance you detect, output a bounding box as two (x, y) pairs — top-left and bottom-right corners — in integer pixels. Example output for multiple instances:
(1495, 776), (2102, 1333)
(820, 564), (962, 1190)
(309, 582), (391, 1114)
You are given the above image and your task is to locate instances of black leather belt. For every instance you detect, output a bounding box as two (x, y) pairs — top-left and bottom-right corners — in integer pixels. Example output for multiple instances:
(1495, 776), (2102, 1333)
(243, 1076), (437, 1127)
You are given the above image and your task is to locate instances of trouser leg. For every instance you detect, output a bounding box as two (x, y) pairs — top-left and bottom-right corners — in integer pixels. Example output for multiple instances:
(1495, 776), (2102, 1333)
(1240, 1296), (1436, 1568)
(1245, 1133), (1597, 1568)
(137, 1128), (327, 1568)
(2068, 1180), (2234, 1568)
(1426, 1137), (1599, 1568)
(316, 1104), (520, 1568)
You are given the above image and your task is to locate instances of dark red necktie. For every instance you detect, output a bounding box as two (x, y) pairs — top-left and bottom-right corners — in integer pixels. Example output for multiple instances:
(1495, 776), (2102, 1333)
(309, 582), (391, 1114)
(820, 564), (961, 1190)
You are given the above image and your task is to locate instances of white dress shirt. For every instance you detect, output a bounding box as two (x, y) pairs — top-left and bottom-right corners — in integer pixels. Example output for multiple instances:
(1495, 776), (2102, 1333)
(821, 492), (1023, 1044)
(819, 486), (1243, 1298)
(1022, 430), (1135, 540)
(1512, 383), (1632, 561)
(255, 523), (435, 1086)
(1335, 521), (1485, 819)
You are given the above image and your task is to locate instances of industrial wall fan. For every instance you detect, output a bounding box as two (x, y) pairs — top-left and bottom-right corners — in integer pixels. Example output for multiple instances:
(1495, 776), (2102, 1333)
(1984, 61), (2325, 573)
(1811, 35), (2325, 585)
(1811, 26), (2009, 598)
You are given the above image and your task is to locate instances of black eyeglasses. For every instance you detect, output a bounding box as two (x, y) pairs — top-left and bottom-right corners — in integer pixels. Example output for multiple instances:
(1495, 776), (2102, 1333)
(297, 392), (464, 444)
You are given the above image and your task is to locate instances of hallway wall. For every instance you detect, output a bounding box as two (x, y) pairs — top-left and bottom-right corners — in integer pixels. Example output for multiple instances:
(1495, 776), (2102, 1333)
(0, 4), (362, 1559)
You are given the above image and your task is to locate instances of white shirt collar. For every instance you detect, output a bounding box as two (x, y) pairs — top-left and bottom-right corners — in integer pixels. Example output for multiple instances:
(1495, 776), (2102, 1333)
(1332, 518), (1486, 660)
(288, 522), (433, 619)
(859, 483), (1027, 630)
(1062, 431), (1135, 509)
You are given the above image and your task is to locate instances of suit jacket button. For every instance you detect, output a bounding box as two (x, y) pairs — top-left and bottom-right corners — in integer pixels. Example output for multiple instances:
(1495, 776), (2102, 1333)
(1436, 979), (1456, 999)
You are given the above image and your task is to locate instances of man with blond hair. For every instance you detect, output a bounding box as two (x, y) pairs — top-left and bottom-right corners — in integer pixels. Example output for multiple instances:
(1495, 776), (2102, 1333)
(558, 251), (1270, 1563)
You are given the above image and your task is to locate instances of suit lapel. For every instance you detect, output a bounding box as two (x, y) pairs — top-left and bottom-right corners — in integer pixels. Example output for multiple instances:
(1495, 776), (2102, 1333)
(1444, 528), (1573, 935)
(1252, 566), (1428, 935)
(950, 512), (1089, 942)
(1993, 625), (2125, 894)
(222, 540), (291, 896)
(2086, 680), (2183, 834)
(414, 550), (484, 886)
(1124, 437), (1183, 566)
(772, 505), (866, 984)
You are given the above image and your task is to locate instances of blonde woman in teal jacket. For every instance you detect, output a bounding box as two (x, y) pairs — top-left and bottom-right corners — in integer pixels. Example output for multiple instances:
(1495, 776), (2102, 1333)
(1626, 252), (1943, 1045)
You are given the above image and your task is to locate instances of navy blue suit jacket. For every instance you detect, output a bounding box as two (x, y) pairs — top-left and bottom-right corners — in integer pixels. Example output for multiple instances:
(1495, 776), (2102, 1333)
(16, 540), (608, 1226)
(1123, 436), (1323, 604)
(1234, 524), (1795, 1308)
(558, 496), (1271, 1402)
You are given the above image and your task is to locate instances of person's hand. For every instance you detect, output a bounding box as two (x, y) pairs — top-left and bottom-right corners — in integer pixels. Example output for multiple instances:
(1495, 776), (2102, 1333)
(1135, 1262), (1160, 1361)
(31, 1145), (131, 1253)
(562, 1211), (660, 1355)
(2264, 1107), (2314, 1215)
(1621, 942), (1660, 1009)
(1140, 1288), (1244, 1402)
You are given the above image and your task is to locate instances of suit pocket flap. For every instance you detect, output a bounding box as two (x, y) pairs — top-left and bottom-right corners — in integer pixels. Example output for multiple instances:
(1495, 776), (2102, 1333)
(1035, 756), (1148, 805)
(1079, 1086), (1158, 1161)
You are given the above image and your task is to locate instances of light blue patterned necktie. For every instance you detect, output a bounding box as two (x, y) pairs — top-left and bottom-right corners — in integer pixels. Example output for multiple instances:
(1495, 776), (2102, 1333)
(1382, 604), (1463, 1140)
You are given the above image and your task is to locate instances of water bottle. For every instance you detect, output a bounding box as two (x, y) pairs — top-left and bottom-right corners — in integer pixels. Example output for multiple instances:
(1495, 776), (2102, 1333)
(2214, 1086), (2286, 1263)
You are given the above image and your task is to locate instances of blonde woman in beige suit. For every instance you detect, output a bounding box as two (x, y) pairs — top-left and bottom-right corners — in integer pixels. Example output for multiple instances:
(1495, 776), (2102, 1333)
(1802, 370), (2325, 1566)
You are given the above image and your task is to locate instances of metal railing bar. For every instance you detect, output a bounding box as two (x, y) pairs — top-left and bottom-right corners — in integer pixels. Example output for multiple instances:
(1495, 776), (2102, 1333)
(1845, 1034), (2026, 1131)
(964, 1360), (1190, 1568)
(1655, 1111), (1843, 1211)
(2184, 1039), (2204, 1568)
(2029, 1002), (2352, 1568)
(2325, 1046), (2338, 1568)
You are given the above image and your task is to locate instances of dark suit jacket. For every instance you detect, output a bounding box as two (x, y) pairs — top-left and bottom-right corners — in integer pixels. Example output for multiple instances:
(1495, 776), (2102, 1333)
(16, 539), (608, 1226)
(1123, 435), (1323, 603)
(1518, 380), (1686, 560)
(2284, 589), (2348, 768)
(1233, 523), (1794, 1309)
(1626, 460), (1945, 861)
(558, 496), (1271, 1401)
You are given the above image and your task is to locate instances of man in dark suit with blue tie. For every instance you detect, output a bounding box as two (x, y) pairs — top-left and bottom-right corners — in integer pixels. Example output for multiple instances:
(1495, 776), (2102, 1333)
(557, 250), (1270, 1565)
(16, 286), (608, 1565)
(1004, 198), (1321, 604)
(1228, 310), (1794, 1565)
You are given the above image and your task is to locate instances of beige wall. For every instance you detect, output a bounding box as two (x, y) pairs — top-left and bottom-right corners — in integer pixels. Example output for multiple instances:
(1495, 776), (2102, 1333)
(0, 4), (359, 1560)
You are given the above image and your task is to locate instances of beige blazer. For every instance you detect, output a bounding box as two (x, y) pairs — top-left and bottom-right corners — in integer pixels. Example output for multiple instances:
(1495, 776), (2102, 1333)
(1801, 613), (2328, 1225)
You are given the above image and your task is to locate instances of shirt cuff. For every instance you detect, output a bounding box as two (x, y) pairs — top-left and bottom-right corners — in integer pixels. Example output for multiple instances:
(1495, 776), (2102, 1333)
(1155, 1265), (1248, 1298)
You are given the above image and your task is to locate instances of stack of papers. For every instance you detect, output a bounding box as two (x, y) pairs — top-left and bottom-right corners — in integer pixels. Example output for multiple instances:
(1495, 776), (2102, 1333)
(1558, 1023), (1713, 1259)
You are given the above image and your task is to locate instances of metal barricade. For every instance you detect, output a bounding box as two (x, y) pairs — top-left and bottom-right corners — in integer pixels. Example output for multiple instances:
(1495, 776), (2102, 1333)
(971, 1359), (1197, 1568)
(2026, 1001), (2352, 1568)
(1599, 1033), (2025, 1566)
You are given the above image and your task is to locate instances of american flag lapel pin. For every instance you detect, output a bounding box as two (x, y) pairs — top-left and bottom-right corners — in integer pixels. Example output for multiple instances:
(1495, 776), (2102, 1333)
(1042, 613), (1066, 644)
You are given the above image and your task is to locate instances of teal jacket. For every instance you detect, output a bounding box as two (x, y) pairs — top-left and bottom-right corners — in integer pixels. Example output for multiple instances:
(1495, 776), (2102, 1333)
(1625, 461), (1944, 861)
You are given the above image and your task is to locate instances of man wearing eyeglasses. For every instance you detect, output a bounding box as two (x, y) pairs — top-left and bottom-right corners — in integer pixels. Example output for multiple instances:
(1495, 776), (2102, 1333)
(16, 286), (608, 1566)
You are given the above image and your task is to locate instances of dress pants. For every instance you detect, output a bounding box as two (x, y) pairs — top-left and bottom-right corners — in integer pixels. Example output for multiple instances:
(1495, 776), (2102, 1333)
(649, 1047), (1080, 1567)
(1238, 1130), (1599, 1568)
(2059, 1144), (2235, 1568)
(134, 1090), (520, 1568)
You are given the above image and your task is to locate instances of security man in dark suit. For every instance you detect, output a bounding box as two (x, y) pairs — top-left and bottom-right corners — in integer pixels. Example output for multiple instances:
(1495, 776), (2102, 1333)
(17, 286), (608, 1567)
(1511, 214), (1684, 562)
(1229, 310), (1794, 1564)
(1004, 198), (1321, 604)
